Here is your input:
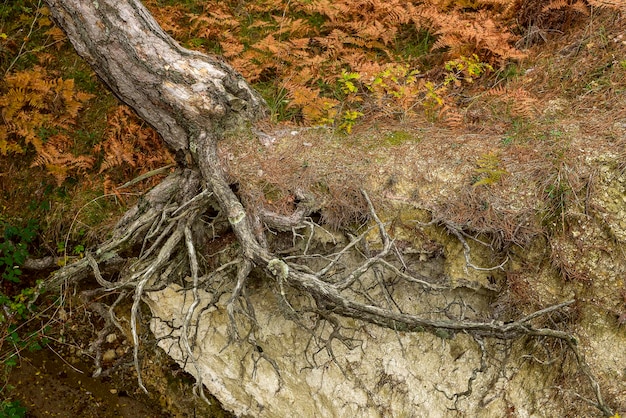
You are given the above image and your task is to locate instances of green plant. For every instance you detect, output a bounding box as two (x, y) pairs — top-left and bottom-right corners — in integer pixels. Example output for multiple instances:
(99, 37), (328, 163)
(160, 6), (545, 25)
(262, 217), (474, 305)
(542, 179), (571, 233)
(339, 110), (364, 134)
(444, 54), (493, 87)
(473, 152), (508, 187)
(366, 64), (422, 113)
(56, 240), (85, 265)
(72, 244), (85, 257)
(338, 71), (361, 95)
(0, 220), (37, 284)
(0, 220), (46, 418)
(0, 284), (42, 322)
(3, 324), (49, 354)
(384, 130), (414, 145)
(500, 136), (513, 146)
(0, 399), (27, 418)
(0, 220), (46, 347)
(423, 81), (445, 120)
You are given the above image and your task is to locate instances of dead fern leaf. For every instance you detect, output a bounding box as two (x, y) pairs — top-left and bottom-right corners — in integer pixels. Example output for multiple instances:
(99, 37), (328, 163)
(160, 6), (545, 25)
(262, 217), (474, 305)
(441, 107), (465, 128)
(31, 134), (94, 186)
(97, 105), (174, 186)
(0, 67), (93, 163)
(544, 0), (589, 15)
(44, 26), (67, 48)
(587, 0), (626, 9)
(487, 86), (537, 118)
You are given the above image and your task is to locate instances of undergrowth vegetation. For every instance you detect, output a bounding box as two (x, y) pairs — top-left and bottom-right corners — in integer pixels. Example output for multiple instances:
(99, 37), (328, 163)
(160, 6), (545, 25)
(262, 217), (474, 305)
(147, 0), (515, 125)
(0, 219), (48, 416)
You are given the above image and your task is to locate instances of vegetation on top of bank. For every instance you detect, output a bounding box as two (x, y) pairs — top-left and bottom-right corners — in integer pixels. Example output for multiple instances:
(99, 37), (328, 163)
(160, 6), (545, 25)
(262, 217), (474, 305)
(1, 0), (625, 192)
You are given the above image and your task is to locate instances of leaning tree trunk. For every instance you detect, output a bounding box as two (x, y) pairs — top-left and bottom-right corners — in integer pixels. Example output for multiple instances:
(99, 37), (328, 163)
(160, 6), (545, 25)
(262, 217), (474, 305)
(46, 0), (266, 152)
(42, 0), (614, 415)
(45, 0), (270, 256)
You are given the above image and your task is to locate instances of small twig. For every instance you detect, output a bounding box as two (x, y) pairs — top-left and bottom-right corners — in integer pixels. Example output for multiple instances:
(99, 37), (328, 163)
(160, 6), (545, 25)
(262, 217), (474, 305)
(565, 340), (613, 416)
(247, 334), (283, 391)
(107, 291), (126, 328)
(116, 164), (176, 190)
(317, 224), (377, 278)
(140, 213), (177, 260)
(4, 0), (42, 75)
(333, 191), (392, 290)
(63, 192), (139, 267)
(445, 222), (508, 272)
(226, 259), (253, 341)
(47, 343), (85, 374)
(519, 300), (575, 324)
(379, 259), (447, 290)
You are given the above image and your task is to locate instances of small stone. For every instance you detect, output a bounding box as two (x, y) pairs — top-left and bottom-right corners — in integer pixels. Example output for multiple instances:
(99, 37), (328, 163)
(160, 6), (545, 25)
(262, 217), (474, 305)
(106, 333), (117, 344)
(110, 389), (118, 394)
(102, 349), (117, 362)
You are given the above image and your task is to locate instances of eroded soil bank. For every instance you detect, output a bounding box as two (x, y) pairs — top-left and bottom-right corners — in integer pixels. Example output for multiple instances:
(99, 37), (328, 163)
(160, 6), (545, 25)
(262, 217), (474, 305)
(136, 105), (626, 416)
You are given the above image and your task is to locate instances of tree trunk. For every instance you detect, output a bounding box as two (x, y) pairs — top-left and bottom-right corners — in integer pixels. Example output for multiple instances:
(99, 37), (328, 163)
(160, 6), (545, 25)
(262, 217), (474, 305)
(45, 0), (274, 285)
(45, 0), (266, 158)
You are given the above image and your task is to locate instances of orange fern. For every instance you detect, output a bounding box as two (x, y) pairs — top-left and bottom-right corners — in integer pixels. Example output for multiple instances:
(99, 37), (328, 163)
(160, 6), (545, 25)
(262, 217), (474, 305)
(0, 66), (95, 183)
(31, 134), (94, 186)
(96, 105), (174, 186)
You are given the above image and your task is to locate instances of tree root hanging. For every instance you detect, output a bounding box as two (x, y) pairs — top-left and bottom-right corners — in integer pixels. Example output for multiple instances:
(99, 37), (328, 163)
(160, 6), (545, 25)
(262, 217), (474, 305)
(38, 0), (616, 413)
(48, 156), (615, 415)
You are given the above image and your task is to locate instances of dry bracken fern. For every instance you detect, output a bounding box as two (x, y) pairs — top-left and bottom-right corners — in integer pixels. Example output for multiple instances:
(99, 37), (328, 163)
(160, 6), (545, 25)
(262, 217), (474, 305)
(96, 105), (174, 185)
(0, 66), (94, 183)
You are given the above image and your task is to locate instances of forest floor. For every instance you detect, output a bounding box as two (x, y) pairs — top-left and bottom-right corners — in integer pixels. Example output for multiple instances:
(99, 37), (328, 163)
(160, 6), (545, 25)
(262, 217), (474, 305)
(7, 341), (169, 417)
(3, 288), (231, 417)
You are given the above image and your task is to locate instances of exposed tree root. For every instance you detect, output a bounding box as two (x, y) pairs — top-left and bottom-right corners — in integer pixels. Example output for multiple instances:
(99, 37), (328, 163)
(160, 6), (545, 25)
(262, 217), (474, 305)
(50, 159), (614, 415)
(41, 0), (615, 414)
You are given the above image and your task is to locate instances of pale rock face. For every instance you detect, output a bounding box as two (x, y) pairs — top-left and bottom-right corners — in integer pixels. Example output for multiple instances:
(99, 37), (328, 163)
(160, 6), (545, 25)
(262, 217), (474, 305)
(144, 280), (582, 417)
(147, 284), (458, 417)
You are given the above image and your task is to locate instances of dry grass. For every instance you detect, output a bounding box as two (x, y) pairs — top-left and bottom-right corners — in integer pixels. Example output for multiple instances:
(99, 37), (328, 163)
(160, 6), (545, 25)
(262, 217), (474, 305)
(219, 8), (626, 264)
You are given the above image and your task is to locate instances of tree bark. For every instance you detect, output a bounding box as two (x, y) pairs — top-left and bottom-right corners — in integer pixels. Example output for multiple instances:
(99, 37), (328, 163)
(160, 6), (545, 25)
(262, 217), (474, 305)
(45, 0), (266, 162)
(45, 0), (273, 285)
